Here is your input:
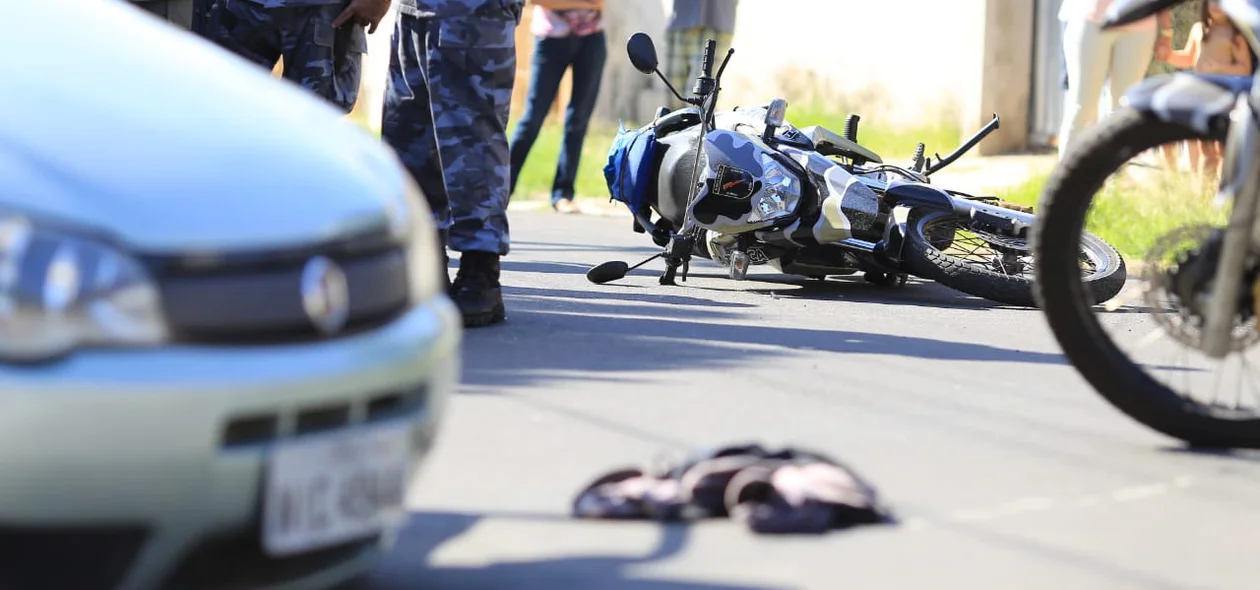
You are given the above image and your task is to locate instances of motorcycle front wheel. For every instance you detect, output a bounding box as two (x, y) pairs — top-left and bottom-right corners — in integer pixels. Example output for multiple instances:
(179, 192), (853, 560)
(1034, 107), (1260, 448)
(902, 209), (1126, 307)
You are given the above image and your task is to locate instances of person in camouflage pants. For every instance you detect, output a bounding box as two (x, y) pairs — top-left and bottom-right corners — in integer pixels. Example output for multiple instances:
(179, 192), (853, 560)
(128, 0), (197, 30)
(382, 0), (524, 327)
(203, 0), (391, 112)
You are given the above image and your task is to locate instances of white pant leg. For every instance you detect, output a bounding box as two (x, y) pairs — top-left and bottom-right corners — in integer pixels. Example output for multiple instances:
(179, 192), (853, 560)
(1059, 19), (1114, 157)
(1108, 27), (1158, 111)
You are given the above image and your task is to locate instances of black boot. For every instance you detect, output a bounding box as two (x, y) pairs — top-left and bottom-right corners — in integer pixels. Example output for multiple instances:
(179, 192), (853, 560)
(437, 229), (451, 292)
(451, 251), (505, 327)
(441, 250), (451, 293)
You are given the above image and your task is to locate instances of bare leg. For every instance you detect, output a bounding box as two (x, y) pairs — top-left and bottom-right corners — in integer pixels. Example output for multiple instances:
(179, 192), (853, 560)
(1159, 142), (1179, 169)
(1202, 140), (1223, 182)
(1189, 140), (1206, 175)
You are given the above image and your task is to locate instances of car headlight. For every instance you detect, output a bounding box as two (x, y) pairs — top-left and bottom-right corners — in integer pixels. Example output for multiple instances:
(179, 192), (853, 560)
(0, 215), (168, 363)
(395, 181), (443, 304)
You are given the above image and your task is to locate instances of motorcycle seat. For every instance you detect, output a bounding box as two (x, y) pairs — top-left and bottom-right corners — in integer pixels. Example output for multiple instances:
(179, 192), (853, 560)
(800, 125), (883, 164)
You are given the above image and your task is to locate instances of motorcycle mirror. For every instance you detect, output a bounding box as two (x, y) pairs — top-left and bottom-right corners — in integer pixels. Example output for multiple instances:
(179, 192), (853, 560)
(627, 33), (659, 75)
(587, 260), (630, 284)
(764, 98), (788, 129)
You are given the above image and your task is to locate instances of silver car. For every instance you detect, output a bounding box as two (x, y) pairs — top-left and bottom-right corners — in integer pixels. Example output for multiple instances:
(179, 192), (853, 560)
(0, 2), (459, 589)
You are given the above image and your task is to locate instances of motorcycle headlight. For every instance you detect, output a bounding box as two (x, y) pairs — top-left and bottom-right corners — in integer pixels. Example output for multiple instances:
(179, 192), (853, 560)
(396, 182), (443, 304)
(0, 214), (168, 364)
(749, 154), (802, 223)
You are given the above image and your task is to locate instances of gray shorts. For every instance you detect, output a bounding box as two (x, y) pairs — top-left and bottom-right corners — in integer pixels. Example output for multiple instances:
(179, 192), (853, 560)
(132, 0), (196, 31)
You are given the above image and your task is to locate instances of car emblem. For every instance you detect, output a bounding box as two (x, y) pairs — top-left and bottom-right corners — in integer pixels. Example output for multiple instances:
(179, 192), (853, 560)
(300, 256), (350, 336)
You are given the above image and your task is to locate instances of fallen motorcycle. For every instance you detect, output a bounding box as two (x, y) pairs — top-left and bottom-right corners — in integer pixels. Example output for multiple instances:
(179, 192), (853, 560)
(588, 32), (1128, 308)
(1035, 0), (1260, 448)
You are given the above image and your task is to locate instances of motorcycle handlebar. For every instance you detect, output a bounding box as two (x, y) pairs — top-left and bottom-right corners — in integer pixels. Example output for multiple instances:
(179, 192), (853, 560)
(701, 39), (717, 79)
(925, 114), (1001, 176)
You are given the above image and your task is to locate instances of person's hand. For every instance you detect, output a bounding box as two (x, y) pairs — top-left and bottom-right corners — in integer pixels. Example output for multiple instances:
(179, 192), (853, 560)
(1154, 34), (1173, 62)
(333, 0), (392, 34)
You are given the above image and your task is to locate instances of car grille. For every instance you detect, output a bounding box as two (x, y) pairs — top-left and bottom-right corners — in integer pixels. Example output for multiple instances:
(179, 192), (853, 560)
(0, 526), (148, 590)
(220, 385), (429, 449)
(148, 243), (411, 345)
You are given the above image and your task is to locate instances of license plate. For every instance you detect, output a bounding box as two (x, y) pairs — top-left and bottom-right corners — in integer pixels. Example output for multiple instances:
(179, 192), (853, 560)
(262, 423), (411, 557)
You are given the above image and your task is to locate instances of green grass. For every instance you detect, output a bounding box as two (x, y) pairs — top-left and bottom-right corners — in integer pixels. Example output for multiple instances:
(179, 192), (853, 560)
(788, 104), (963, 165)
(509, 105), (963, 202)
(999, 162), (1227, 260)
(509, 119), (619, 202)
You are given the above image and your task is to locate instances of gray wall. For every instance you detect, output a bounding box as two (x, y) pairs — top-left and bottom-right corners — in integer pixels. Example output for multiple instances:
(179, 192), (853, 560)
(591, 1), (670, 126)
(1030, 0), (1065, 147)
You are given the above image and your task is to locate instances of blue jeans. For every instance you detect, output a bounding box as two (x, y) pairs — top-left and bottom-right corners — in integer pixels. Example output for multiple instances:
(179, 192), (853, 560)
(509, 31), (607, 205)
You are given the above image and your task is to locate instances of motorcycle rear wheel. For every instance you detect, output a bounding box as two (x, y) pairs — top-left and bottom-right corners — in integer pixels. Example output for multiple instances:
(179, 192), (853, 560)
(1034, 107), (1260, 448)
(903, 209), (1126, 307)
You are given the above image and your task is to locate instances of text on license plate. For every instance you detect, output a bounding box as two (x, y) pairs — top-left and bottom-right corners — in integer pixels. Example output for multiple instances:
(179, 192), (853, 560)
(262, 423), (412, 557)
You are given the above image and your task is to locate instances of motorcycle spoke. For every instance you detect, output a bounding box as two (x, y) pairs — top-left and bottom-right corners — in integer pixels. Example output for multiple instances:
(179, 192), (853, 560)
(1240, 353), (1260, 409)
(1173, 341), (1193, 402)
(938, 224), (1035, 278)
(1208, 357), (1227, 409)
(1104, 281), (1151, 312)
(1132, 325), (1171, 353)
(1236, 355), (1248, 410)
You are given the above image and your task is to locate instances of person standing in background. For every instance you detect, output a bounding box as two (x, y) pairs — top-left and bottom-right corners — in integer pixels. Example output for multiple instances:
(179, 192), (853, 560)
(1144, 0), (1203, 168)
(1058, 0), (1173, 157)
(508, 0), (607, 214)
(1159, 0), (1254, 174)
(381, 0), (525, 327)
(664, 0), (738, 111)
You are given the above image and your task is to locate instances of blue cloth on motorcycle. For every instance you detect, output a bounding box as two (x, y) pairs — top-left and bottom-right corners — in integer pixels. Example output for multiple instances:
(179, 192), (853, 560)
(603, 123), (658, 212)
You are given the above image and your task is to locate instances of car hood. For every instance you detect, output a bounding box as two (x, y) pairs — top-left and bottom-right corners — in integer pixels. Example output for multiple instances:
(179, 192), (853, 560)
(0, 0), (414, 254)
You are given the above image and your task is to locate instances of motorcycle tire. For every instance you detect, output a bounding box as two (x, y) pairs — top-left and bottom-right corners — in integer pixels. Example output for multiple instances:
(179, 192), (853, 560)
(903, 209), (1126, 307)
(1033, 107), (1260, 448)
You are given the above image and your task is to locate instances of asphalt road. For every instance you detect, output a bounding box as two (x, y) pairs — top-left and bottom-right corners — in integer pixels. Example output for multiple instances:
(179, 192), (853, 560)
(360, 210), (1260, 590)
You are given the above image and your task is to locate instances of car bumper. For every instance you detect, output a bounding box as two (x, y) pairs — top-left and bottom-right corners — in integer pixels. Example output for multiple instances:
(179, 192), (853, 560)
(0, 296), (461, 590)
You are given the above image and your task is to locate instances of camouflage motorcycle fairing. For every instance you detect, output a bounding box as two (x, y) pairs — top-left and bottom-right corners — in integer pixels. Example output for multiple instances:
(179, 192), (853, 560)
(688, 129), (802, 234)
(792, 146), (881, 242)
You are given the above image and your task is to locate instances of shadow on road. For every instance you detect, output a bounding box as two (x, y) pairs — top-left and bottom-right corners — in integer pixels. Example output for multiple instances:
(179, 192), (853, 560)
(741, 275), (1025, 312)
(462, 290), (1066, 390)
(1160, 445), (1260, 464)
(348, 511), (790, 590)
(512, 239), (661, 256)
(501, 261), (605, 276)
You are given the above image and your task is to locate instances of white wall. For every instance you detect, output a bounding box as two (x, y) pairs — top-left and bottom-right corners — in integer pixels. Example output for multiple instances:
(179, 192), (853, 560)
(357, 0), (992, 135)
(719, 0), (987, 128)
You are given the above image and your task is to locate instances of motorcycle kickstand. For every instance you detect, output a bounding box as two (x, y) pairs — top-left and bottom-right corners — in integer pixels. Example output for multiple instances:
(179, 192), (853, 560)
(661, 256), (692, 286)
(660, 233), (697, 286)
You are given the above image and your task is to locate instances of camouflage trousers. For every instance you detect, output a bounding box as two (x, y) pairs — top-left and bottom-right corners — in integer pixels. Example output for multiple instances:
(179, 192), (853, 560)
(381, 9), (521, 255)
(131, 0), (196, 30)
(205, 0), (367, 112)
